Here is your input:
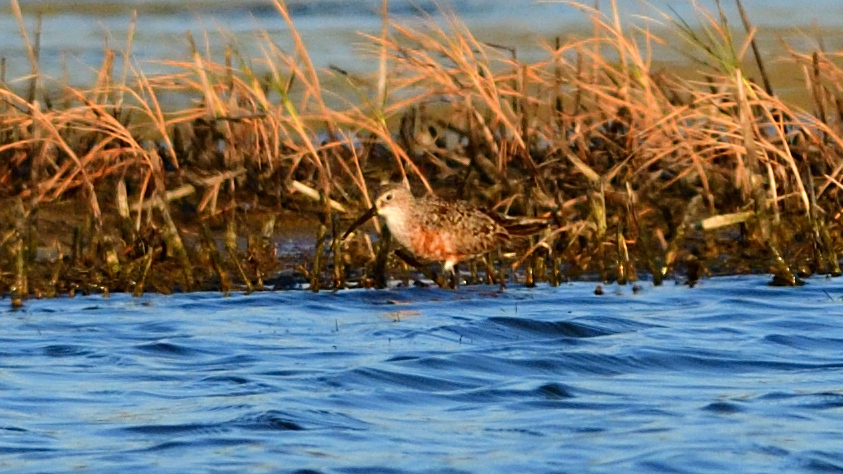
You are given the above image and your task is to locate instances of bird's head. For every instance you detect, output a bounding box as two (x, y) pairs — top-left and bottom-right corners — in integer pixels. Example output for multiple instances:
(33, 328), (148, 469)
(375, 185), (414, 223)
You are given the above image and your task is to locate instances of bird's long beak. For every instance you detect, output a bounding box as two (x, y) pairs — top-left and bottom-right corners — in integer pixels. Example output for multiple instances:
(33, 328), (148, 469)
(342, 205), (378, 240)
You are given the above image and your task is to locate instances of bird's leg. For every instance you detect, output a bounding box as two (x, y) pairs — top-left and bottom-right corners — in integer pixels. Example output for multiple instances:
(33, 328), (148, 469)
(468, 259), (478, 285)
(484, 253), (496, 285)
(443, 259), (459, 289)
(394, 248), (438, 286)
(372, 226), (392, 289)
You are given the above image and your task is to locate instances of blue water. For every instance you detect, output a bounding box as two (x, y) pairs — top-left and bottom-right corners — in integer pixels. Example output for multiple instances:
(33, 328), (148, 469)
(2, 275), (843, 472)
(1, 0), (842, 84)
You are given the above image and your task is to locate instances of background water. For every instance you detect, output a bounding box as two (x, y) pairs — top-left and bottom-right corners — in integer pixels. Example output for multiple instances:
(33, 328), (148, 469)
(1, 0), (842, 85)
(2, 275), (843, 472)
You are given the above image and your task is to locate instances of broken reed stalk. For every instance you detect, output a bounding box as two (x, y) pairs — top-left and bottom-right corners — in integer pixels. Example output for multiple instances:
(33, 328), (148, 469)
(153, 195), (194, 291)
(309, 183), (335, 292)
(310, 201), (328, 292)
(132, 249), (155, 297)
(617, 192), (636, 285)
(524, 258), (535, 287)
(10, 200), (27, 308)
(331, 215), (345, 289)
(806, 169), (841, 276)
(372, 226), (392, 289)
(29, 12), (41, 104)
(768, 244), (799, 286)
(616, 225), (632, 285)
(735, 0), (773, 96)
(253, 217), (276, 291)
(554, 36), (564, 117)
(533, 249), (546, 286)
(663, 196), (703, 280)
(811, 52), (827, 125)
(47, 257), (60, 298)
(590, 184), (608, 282)
(116, 179), (137, 245)
(523, 199), (537, 288)
(202, 224), (232, 294)
(115, 10), (137, 110)
(290, 181), (347, 213)
(83, 199), (102, 266)
(104, 243), (120, 280)
(225, 215), (253, 294)
(377, 0), (389, 110)
(549, 252), (562, 287)
(626, 184), (662, 286)
(142, 146), (193, 292)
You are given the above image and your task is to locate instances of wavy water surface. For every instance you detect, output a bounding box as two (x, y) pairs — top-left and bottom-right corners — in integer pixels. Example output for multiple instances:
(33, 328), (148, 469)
(2, 275), (843, 472)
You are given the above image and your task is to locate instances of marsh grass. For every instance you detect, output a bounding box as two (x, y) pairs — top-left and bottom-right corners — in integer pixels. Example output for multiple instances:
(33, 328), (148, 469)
(2, 0), (843, 302)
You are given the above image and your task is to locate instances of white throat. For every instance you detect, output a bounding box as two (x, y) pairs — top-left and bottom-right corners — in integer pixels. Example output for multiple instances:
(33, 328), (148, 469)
(378, 207), (411, 242)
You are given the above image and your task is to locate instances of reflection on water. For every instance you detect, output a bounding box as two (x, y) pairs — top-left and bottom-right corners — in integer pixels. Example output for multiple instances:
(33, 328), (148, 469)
(0, 0), (841, 83)
(2, 275), (843, 471)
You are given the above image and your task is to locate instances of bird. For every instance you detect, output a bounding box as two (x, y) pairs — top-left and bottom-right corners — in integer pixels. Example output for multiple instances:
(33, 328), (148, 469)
(342, 184), (547, 276)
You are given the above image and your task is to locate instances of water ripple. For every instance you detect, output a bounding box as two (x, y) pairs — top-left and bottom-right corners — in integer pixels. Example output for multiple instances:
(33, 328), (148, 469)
(2, 276), (843, 471)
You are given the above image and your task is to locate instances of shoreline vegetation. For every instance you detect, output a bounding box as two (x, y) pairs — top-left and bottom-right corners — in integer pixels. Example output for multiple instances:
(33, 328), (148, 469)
(2, 0), (843, 306)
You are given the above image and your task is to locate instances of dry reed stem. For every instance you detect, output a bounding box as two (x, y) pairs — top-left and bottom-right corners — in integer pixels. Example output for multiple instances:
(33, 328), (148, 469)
(1, 0), (843, 291)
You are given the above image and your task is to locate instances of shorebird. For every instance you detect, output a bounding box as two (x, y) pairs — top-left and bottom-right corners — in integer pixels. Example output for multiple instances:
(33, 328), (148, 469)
(342, 184), (547, 276)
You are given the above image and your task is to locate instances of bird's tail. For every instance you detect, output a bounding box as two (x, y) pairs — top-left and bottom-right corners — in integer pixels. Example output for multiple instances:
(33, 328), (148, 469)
(487, 213), (551, 236)
(503, 219), (551, 236)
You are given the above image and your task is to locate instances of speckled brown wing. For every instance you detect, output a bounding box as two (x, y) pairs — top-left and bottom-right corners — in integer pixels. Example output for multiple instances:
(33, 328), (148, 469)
(416, 197), (510, 257)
